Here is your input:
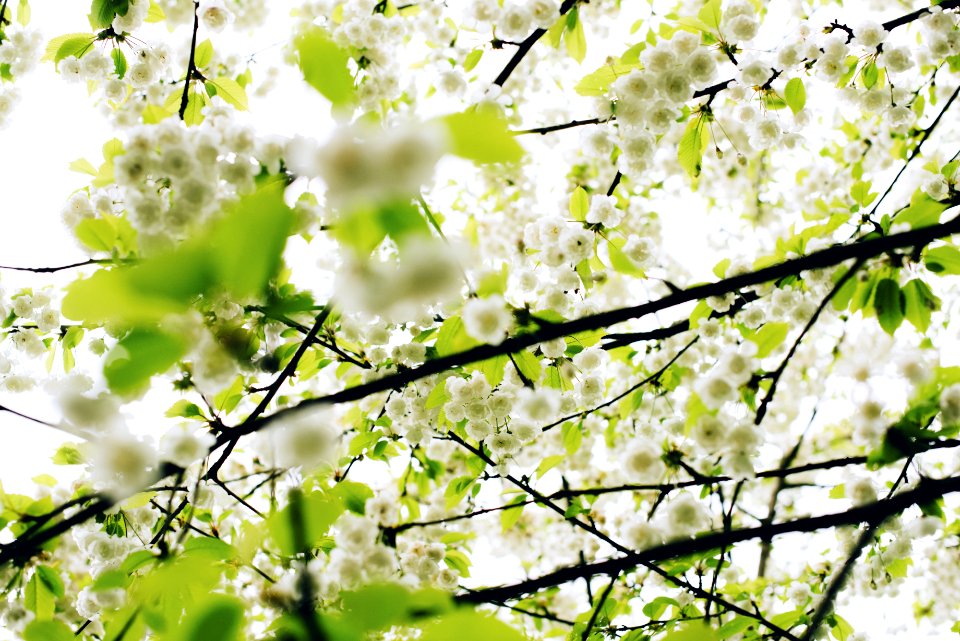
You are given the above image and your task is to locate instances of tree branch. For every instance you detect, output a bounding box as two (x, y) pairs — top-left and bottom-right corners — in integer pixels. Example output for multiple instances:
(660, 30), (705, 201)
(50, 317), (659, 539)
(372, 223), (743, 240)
(178, 1), (201, 121)
(222, 206), (960, 444)
(456, 473), (960, 605)
(492, 0), (578, 87)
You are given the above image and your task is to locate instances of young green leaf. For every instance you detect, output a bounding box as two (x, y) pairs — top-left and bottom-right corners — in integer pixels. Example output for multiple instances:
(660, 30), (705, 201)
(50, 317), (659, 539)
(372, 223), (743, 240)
(295, 27), (355, 109)
(873, 278), (905, 335)
(441, 110), (525, 164)
(784, 77), (806, 114)
(678, 115), (707, 178)
(103, 327), (187, 394)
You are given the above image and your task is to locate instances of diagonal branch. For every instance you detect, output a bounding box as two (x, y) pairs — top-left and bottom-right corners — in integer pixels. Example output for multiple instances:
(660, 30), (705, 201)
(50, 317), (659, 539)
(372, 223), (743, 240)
(492, 0), (579, 87)
(223, 207), (960, 444)
(456, 473), (960, 606)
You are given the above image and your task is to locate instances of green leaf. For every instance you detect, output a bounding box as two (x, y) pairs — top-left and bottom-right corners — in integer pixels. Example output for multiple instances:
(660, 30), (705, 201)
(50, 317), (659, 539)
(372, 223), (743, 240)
(183, 88), (207, 125)
(925, 245), (960, 275)
(902, 279), (940, 332)
(36, 566), (64, 598)
(663, 622), (720, 641)
(441, 110), (524, 164)
(267, 491), (344, 556)
(512, 350), (542, 384)
(678, 115), (707, 178)
(561, 420), (583, 454)
(536, 453), (565, 477)
(564, 8), (586, 63)
(44, 33), (95, 63)
(697, 0), (722, 30)
(172, 595), (244, 641)
(420, 610), (526, 641)
(112, 47), (126, 79)
(861, 61), (878, 89)
(463, 48), (483, 72)
(103, 328), (187, 394)
(295, 26), (355, 109)
(337, 199), (431, 254)
(873, 278), (905, 335)
(784, 77), (806, 114)
(333, 481), (373, 515)
(748, 321), (789, 358)
(575, 62), (640, 96)
(24, 571), (56, 620)
(17, 0), (30, 26)
(166, 400), (205, 419)
(194, 39), (214, 68)
(208, 183), (295, 298)
(435, 316), (480, 356)
(570, 186), (589, 221)
(897, 194), (948, 229)
(90, 0), (128, 29)
(208, 76), (248, 110)
(500, 497), (526, 530)
(850, 180), (877, 208)
(23, 620), (73, 641)
(52, 443), (84, 465)
(828, 613), (855, 641)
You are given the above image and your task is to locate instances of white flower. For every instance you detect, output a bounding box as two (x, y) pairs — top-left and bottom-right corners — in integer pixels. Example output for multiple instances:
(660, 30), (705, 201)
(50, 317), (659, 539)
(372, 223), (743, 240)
(739, 59), (774, 87)
(159, 424), (215, 467)
(663, 493), (709, 537)
(941, 384), (960, 425)
(922, 174), (950, 200)
(199, 0), (233, 32)
(613, 70), (655, 102)
(692, 414), (726, 450)
(622, 440), (665, 481)
(586, 195), (622, 227)
(529, 0), (559, 29)
(288, 120), (448, 210)
(880, 45), (913, 73)
(727, 14), (758, 41)
(696, 374), (738, 409)
(848, 477), (877, 505)
(499, 3), (533, 40)
(685, 49), (717, 83)
(515, 387), (560, 422)
(269, 408), (339, 470)
(623, 521), (662, 550)
(60, 56), (83, 82)
(86, 431), (159, 499)
(462, 295), (512, 344)
(854, 20), (887, 49)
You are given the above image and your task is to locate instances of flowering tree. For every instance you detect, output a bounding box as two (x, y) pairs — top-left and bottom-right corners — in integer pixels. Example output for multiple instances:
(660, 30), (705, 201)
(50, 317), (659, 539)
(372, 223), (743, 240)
(1, 0), (960, 639)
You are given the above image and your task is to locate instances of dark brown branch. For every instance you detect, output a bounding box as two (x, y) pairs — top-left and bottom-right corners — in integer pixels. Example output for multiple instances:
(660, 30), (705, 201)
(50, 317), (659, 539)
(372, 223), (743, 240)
(221, 206), (960, 445)
(755, 257), (865, 424)
(178, 1), (201, 120)
(582, 571), (619, 641)
(882, 0), (960, 31)
(457, 473), (960, 606)
(540, 337), (698, 432)
(444, 433), (798, 640)
(799, 522), (879, 641)
(493, 0), (578, 87)
(875, 84), (960, 220)
(0, 259), (106, 273)
(514, 117), (607, 135)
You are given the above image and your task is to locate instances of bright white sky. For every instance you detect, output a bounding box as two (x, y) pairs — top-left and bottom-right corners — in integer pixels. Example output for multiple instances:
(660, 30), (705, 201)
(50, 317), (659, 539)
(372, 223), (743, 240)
(0, 1), (953, 639)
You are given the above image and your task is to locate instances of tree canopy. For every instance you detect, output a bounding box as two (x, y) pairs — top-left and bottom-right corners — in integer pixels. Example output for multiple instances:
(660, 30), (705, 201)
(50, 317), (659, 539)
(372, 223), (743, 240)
(1, 0), (960, 640)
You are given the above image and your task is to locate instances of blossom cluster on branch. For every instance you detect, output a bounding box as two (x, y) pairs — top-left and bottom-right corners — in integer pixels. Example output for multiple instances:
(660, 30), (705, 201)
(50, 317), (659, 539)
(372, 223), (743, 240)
(1, 0), (960, 640)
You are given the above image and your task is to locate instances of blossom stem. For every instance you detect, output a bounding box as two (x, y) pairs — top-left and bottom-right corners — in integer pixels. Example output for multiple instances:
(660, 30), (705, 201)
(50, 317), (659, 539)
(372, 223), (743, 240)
(178, 1), (201, 121)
